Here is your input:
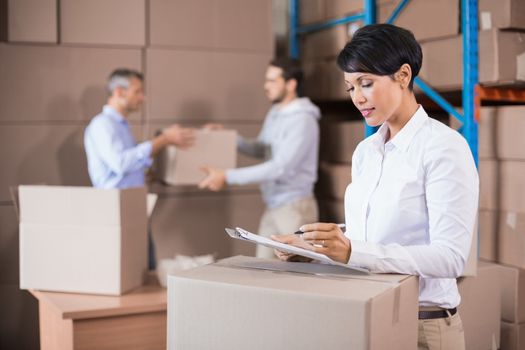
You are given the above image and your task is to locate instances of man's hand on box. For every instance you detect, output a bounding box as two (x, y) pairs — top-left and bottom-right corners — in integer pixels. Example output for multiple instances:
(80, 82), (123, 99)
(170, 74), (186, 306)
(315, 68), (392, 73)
(198, 166), (226, 191)
(163, 125), (195, 149)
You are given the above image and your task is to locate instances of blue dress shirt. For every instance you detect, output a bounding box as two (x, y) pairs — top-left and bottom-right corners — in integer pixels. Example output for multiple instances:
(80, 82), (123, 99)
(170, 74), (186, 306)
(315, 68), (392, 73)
(84, 105), (153, 189)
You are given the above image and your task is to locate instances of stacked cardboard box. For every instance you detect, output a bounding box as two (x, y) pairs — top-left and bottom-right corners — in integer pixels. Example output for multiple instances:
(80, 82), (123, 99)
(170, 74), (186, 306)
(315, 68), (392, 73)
(495, 107), (525, 349)
(317, 118), (363, 223)
(301, 0), (461, 101)
(0, 0), (274, 345)
(419, 0), (525, 90)
(458, 262), (503, 350)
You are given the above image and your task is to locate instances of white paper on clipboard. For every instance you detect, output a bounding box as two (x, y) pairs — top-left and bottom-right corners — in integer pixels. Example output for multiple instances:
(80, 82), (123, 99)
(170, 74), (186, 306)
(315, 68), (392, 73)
(225, 227), (370, 274)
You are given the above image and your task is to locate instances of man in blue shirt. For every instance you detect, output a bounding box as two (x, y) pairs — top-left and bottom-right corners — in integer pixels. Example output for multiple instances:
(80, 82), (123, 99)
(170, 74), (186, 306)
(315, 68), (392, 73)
(84, 68), (194, 268)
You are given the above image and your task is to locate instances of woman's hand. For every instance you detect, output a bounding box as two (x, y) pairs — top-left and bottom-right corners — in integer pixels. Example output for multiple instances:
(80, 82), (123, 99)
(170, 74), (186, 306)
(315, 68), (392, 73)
(273, 223), (352, 264)
(271, 233), (314, 262)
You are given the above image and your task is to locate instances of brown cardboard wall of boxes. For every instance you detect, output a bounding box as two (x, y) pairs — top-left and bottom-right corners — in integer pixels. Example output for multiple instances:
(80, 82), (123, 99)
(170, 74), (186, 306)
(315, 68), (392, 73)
(0, 0), (273, 347)
(2, 0), (525, 348)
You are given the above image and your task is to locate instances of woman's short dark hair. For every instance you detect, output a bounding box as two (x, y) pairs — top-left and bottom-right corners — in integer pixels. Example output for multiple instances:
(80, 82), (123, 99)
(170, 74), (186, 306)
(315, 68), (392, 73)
(270, 57), (304, 96)
(337, 24), (422, 90)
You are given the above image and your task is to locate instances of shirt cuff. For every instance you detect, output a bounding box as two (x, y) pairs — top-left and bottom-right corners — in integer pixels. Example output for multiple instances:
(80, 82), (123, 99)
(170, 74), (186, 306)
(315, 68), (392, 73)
(137, 140), (154, 167)
(348, 239), (377, 270)
(225, 168), (239, 185)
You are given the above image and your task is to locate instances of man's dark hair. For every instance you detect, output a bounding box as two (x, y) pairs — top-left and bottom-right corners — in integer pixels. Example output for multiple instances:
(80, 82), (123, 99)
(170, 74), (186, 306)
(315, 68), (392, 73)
(337, 24), (422, 90)
(270, 57), (304, 96)
(106, 68), (144, 94)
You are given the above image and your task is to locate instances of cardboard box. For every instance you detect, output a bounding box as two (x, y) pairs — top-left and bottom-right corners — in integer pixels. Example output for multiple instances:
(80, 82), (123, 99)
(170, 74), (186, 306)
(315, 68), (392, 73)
(145, 48), (271, 122)
(419, 30), (525, 90)
(321, 120), (364, 163)
(518, 52), (525, 81)
(0, 44), (142, 122)
(464, 218), (478, 277)
(497, 106), (525, 160)
(304, 59), (350, 101)
(167, 256), (419, 350)
(500, 161), (525, 213)
(498, 211), (525, 269)
(501, 322), (525, 350)
(499, 265), (525, 323)
(479, 159), (498, 211)
(317, 162), (351, 200)
(393, 0), (459, 42)
(299, 0), (325, 25)
(301, 24), (351, 61)
(6, 0), (57, 43)
(479, 0), (525, 30)
(60, 0), (145, 46)
(149, 0), (273, 52)
(156, 129), (237, 185)
(151, 193), (264, 260)
(19, 185), (148, 295)
(479, 210), (497, 262)
(458, 262), (502, 350)
(450, 107), (496, 159)
(319, 199), (345, 223)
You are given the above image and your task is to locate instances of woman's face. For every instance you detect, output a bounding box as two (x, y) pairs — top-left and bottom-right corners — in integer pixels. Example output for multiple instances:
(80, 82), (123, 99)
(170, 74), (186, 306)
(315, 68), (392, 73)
(343, 72), (403, 127)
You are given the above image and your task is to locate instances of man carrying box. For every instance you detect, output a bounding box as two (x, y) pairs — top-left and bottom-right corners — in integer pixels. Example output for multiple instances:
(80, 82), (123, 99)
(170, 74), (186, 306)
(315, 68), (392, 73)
(84, 68), (195, 269)
(199, 58), (321, 259)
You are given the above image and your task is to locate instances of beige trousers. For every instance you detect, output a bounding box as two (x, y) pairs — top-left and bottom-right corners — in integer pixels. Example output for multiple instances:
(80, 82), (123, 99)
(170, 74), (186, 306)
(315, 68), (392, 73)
(256, 196), (319, 259)
(418, 311), (465, 350)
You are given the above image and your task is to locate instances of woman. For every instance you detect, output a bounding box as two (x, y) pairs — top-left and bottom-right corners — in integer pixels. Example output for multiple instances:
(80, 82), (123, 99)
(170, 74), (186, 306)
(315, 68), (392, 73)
(272, 24), (479, 350)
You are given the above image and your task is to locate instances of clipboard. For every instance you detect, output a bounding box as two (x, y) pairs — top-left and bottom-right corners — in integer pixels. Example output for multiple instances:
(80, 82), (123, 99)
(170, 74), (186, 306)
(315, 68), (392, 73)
(225, 227), (370, 274)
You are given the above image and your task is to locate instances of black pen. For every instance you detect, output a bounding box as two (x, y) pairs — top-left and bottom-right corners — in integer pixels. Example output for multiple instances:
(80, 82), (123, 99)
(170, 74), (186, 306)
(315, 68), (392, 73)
(294, 223), (346, 235)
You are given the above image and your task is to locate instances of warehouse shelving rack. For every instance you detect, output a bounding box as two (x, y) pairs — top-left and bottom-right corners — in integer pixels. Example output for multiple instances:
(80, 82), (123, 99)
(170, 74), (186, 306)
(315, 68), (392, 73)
(288, 0), (525, 165)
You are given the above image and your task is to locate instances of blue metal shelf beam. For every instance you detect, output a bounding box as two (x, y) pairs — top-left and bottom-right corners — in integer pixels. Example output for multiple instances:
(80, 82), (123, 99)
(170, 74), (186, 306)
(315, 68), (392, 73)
(462, 0), (479, 166)
(386, 0), (411, 24)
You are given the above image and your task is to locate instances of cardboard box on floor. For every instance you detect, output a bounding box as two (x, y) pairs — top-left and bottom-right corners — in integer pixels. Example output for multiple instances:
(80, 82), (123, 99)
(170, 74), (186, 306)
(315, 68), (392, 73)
(420, 29), (525, 90)
(156, 129), (237, 186)
(458, 262), (502, 350)
(18, 185), (148, 295)
(501, 322), (525, 350)
(499, 265), (525, 324)
(479, 0), (525, 30)
(167, 256), (419, 350)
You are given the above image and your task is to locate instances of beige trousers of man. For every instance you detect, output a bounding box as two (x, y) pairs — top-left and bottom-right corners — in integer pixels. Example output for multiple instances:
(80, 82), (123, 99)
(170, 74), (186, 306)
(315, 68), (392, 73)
(256, 196), (319, 259)
(418, 310), (465, 350)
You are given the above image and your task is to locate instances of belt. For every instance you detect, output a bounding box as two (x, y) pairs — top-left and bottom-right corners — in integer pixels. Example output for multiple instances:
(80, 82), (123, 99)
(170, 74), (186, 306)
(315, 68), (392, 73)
(418, 307), (457, 320)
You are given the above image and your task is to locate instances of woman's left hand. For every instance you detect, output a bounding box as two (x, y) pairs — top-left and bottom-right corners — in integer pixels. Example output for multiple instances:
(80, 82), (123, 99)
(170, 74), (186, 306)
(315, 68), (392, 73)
(273, 223), (351, 264)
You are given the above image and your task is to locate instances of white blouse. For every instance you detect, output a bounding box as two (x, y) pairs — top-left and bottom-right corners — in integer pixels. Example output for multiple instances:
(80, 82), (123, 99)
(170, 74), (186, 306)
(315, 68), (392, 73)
(345, 106), (479, 308)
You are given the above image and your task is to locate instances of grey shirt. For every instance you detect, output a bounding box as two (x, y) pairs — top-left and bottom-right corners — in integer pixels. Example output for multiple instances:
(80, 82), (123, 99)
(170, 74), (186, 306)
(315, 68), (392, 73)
(226, 97), (321, 208)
